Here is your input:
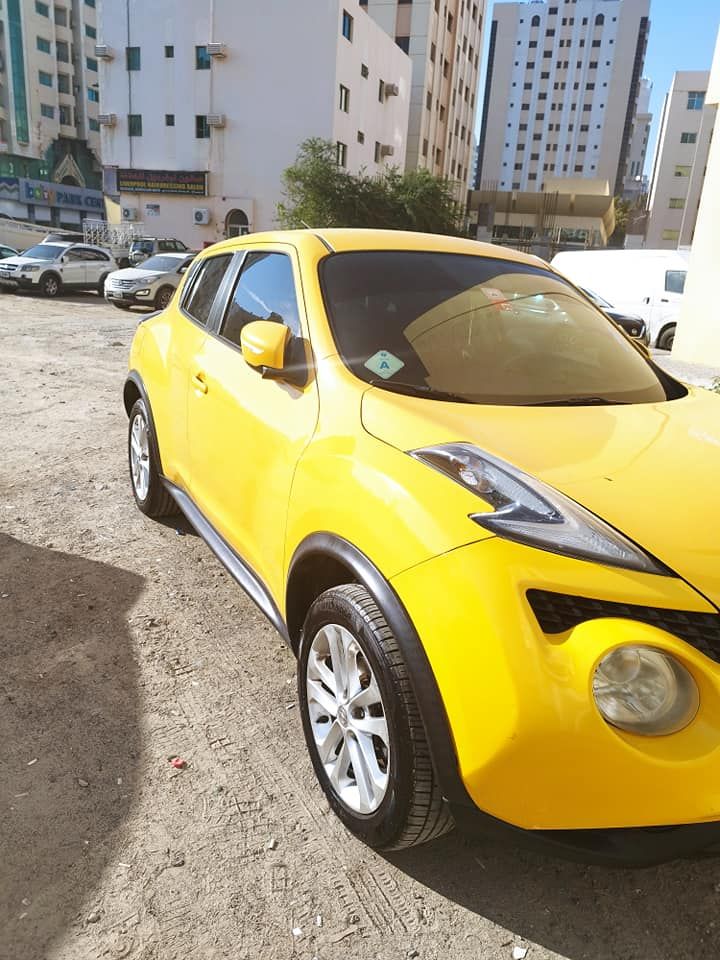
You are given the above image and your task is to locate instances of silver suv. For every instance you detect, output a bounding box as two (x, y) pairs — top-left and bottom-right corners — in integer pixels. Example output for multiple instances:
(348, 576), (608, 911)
(0, 242), (118, 297)
(105, 252), (196, 311)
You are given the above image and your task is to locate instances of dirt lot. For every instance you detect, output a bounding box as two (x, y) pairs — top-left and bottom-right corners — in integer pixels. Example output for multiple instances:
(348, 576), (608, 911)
(1, 290), (719, 960)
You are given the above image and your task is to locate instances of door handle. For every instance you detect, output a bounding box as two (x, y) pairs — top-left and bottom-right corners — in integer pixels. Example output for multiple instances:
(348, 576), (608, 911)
(643, 297), (651, 304)
(192, 372), (208, 394)
(661, 298), (669, 303)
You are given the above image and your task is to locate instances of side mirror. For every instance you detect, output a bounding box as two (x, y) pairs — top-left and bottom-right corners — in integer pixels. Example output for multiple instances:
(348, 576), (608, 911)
(240, 320), (307, 387)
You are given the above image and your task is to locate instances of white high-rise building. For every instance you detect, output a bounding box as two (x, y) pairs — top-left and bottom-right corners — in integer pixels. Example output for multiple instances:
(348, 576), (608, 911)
(645, 70), (714, 249)
(476, 0), (650, 196)
(623, 76), (652, 198)
(361, 0), (487, 192)
(98, 0), (411, 247)
(0, 0), (104, 227)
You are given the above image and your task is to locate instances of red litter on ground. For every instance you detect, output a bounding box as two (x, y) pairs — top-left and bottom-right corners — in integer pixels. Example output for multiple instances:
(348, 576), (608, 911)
(169, 757), (187, 770)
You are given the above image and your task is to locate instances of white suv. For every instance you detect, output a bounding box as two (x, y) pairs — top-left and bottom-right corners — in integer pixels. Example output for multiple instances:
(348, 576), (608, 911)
(0, 242), (118, 298)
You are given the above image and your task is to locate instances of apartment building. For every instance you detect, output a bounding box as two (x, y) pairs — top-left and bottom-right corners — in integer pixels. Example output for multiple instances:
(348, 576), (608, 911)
(623, 76), (651, 199)
(645, 70), (714, 249)
(361, 0), (487, 191)
(0, 0), (103, 227)
(476, 0), (650, 196)
(98, 0), (411, 246)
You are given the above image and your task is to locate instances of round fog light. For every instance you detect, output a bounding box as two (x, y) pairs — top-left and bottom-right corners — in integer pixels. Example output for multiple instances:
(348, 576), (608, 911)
(593, 645), (699, 735)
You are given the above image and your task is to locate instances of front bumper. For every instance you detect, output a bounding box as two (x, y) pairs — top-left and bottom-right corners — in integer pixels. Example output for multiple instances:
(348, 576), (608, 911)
(105, 288), (155, 306)
(0, 275), (37, 289)
(390, 537), (720, 855)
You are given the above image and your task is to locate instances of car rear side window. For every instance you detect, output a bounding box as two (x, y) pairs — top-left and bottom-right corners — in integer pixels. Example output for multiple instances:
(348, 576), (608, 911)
(183, 254), (233, 327)
(665, 270), (686, 295)
(218, 252), (301, 347)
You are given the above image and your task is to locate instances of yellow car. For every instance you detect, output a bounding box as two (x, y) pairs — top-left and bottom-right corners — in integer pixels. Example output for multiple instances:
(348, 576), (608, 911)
(125, 229), (720, 866)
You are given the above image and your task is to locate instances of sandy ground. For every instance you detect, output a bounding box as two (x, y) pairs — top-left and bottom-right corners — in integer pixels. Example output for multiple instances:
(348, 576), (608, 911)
(2, 290), (720, 960)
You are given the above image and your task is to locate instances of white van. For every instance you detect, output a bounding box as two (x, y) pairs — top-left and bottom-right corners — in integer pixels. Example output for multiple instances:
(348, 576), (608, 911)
(550, 249), (688, 350)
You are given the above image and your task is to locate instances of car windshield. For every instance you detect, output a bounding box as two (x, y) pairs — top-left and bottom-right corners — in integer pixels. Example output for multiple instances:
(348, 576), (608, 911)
(22, 244), (65, 260)
(320, 251), (685, 406)
(138, 255), (184, 273)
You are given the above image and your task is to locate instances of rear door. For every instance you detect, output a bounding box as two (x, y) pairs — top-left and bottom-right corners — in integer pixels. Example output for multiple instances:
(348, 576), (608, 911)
(81, 247), (112, 285)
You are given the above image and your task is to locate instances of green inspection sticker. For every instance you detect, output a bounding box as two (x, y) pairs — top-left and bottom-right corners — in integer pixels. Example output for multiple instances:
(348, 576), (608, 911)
(364, 350), (405, 380)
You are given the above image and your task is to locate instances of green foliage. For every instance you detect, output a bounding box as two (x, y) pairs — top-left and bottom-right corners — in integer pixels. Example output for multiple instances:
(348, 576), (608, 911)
(277, 138), (466, 236)
(608, 196), (630, 248)
(711, 377), (720, 394)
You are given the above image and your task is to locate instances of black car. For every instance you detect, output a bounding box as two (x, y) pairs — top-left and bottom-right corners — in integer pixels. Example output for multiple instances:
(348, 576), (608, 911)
(581, 287), (649, 345)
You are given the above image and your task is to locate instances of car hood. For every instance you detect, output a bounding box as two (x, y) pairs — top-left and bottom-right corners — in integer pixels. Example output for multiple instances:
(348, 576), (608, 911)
(108, 267), (167, 282)
(1, 256), (54, 268)
(361, 385), (720, 606)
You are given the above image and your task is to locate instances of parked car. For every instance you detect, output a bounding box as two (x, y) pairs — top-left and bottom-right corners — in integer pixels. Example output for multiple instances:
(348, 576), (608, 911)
(551, 249), (688, 350)
(128, 237), (188, 267)
(580, 287), (650, 344)
(0, 242), (118, 297)
(0, 244), (19, 260)
(125, 229), (720, 866)
(105, 252), (197, 311)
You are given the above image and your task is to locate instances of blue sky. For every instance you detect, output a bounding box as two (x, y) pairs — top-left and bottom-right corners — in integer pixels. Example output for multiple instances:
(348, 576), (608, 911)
(474, 0), (720, 179)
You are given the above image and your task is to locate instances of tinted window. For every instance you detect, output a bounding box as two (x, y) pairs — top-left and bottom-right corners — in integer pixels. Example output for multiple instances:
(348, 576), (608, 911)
(219, 252), (300, 347)
(320, 251), (684, 406)
(131, 240), (154, 254)
(665, 270), (686, 295)
(75, 247), (109, 261)
(141, 255), (188, 273)
(23, 244), (65, 260)
(183, 254), (232, 326)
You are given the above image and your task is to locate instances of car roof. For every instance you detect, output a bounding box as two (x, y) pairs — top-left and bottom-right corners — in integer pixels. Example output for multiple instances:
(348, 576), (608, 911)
(205, 228), (545, 267)
(142, 250), (193, 259)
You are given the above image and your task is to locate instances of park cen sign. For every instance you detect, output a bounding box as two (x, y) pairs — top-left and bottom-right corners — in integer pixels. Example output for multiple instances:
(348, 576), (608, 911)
(117, 169), (207, 196)
(19, 178), (105, 212)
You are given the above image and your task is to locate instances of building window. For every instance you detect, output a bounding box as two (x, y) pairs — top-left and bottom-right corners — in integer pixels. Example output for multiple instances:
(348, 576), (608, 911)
(85, 0), (96, 6)
(531, 14), (540, 26)
(339, 84), (350, 112)
(674, 165), (691, 177)
(128, 114), (142, 136)
(126, 46), (141, 70)
(422, 138), (428, 156)
(396, 35), (409, 53)
(36, 1), (49, 14)
(56, 40), (69, 62)
(87, 86), (99, 102)
(336, 141), (347, 166)
(687, 91), (705, 110)
(89, 118), (99, 131)
(680, 132), (697, 144)
(165, 114), (175, 126)
(40, 103), (55, 119)
(342, 9), (353, 41)
(37, 36), (51, 53)
(54, 5), (68, 24)
(59, 104), (71, 125)
(669, 198), (685, 209)
(357, 130), (364, 144)
(195, 114), (210, 138)
(426, 90), (432, 109)
(58, 72), (70, 93)
(165, 45), (174, 58)
(430, 42), (436, 62)
(378, 79), (385, 102)
(361, 63), (368, 78)
(39, 70), (53, 87)
(374, 141), (382, 162)
(86, 56), (98, 71)
(662, 229), (680, 242)
(196, 45), (211, 69)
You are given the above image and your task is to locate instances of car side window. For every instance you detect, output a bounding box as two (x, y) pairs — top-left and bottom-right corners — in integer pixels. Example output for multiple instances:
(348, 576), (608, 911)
(182, 254), (233, 326)
(218, 252), (301, 348)
(665, 270), (686, 295)
(159, 241), (172, 252)
(64, 249), (82, 261)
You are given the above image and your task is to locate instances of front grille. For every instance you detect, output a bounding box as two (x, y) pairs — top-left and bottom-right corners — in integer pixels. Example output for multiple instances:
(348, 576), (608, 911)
(113, 279), (137, 290)
(1, 264), (17, 272)
(527, 589), (720, 664)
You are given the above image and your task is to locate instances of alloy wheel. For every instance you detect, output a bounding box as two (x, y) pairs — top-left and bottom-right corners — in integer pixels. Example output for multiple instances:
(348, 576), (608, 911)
(129, 413), (150, 501)
(306, 623), (390, 814)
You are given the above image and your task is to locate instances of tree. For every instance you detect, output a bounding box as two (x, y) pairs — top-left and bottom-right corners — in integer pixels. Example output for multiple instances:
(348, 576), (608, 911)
(277, 138), (466, 236)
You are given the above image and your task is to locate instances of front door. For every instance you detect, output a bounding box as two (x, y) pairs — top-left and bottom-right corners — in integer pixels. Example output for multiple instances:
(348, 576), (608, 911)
(187, 245), (319, 603)
(59, 248), (87, 287)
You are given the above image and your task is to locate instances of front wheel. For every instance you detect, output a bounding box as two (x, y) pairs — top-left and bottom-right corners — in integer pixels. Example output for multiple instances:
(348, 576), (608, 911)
(39, 273), (61, 297)
(128, 398), (176, 518)
(657, 325), (676, 351)
(298, 584), (453, 850)
(97, 273), (110, 297)
(154, 285), (174, 311)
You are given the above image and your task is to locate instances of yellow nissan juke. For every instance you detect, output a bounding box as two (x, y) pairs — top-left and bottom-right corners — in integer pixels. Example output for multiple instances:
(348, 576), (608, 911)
(125, 229), (720, 865)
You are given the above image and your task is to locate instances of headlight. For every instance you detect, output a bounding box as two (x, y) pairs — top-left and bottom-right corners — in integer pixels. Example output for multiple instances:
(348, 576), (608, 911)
(410, 443), (669, 575)
(593, 645), (699, 735)
(23, 265), (40, 272)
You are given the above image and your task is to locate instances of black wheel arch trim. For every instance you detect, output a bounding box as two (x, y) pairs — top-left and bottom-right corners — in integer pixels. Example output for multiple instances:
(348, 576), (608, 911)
(287, 532), (473, 808)
(124, 371), (165, 476)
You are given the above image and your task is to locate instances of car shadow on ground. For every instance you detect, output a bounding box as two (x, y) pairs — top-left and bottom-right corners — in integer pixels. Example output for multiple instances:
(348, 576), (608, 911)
(0, 534), (144, 959)
(389, 828), (720, 958)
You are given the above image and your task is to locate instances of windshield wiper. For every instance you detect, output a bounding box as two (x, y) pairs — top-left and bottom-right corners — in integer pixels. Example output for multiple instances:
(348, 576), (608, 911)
(525, 396), (630, 407)
(368, 379), (473, 404)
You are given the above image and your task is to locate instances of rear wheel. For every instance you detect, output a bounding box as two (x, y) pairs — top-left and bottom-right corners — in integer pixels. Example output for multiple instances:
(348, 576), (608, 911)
(128, 398), (176, 518)
(298, 584), (453, 850)
(154, 285), (175, 311)
(39, 273), (61, 297)
(97, 273), (110, 297)
(657, 325), (676, 351)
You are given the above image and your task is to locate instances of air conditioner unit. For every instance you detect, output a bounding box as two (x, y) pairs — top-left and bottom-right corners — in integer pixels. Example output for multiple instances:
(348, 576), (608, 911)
(193, 208), (212, 225)
(94, 44), (113, 60)
(207, 114), (226, 128)
(207, 42), (227, 58)
(97, 113), (116, 126)
(121, 206), (139, 221)
(379, 144), (395, 158)
(384, 82), (400, 97)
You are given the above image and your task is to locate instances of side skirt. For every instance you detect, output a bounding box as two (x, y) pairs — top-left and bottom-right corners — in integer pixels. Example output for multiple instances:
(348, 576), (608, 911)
(163, 479), (291, 645)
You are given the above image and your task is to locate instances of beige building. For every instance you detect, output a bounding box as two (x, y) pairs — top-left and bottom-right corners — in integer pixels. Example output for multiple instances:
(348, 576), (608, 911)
(672, 32), (720, 365)
(361, 0), (486, 190)
(476, 0), (650, 196)
(0, 0), (103, 227)
(645, 70), (713, 249)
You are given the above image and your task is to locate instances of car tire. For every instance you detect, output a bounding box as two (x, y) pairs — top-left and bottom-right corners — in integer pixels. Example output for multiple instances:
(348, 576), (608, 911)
(657, 325), (676, 351)
(298, 584), (453, 851)
(39, 272), (61, 297)
(97, 273), (110, 297)
(128, 398), (177, 518)
(154, 285), (175, 311)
